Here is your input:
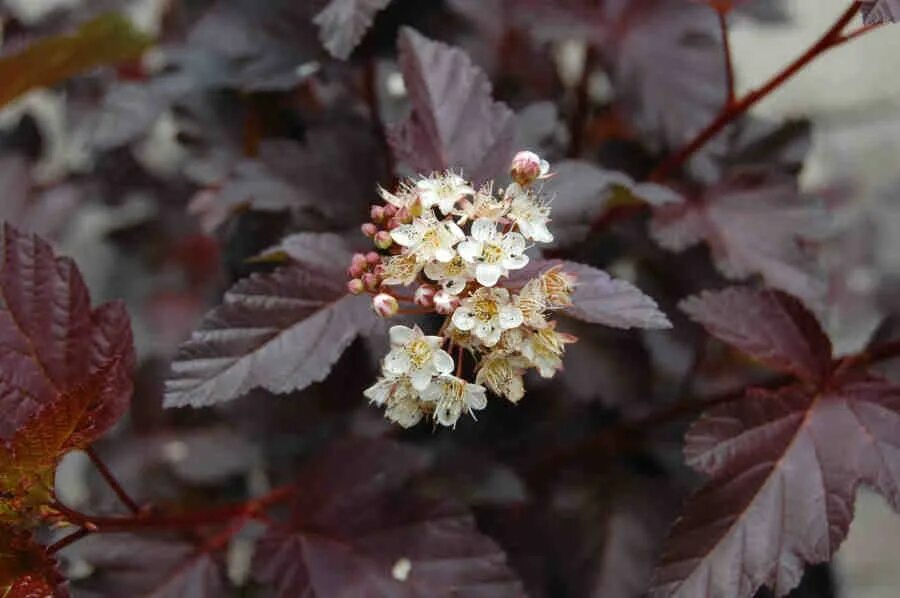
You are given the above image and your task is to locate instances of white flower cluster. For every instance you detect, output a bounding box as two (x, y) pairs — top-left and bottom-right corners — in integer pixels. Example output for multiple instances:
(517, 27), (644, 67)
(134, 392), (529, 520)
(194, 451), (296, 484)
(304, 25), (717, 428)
(354, 151), (578, 429)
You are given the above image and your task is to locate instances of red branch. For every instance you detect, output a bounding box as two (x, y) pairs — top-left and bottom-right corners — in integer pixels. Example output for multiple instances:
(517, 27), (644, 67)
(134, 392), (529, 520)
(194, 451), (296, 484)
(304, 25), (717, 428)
(716, 8), (736, 104)
(648, 2), (865, 182)
(51, 484), (296, 534)
(86, 446), (140, 514)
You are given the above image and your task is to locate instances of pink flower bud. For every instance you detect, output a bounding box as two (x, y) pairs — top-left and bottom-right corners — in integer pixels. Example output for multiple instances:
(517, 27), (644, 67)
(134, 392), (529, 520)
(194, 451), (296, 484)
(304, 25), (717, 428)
(346, 278), (365, 295)
(372, 293), (399, 318)
(434, 290), (460, 315)
(348, 264), (364, 278)
(383, 204), (397, 218)
(351, 253), (368, 269)
(366, 251), (381, 265)
(370, 205), (385, 222)
(386, 217), (402, 230)
(361, 222), (378, 237)
(363, 273), (380, 292)
(510, 150), (547, 187)
(374, 231), (393, 249)
(414, 284), (437, 308)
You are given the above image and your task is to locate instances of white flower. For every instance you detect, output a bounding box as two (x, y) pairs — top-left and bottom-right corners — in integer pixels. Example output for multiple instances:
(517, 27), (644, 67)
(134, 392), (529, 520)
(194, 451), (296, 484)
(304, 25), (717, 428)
(520, 324), (577, 378)
(451, 287), (524, 347)
(364, 374), (415, 406)
(416, 173), (474, 214)
(457, 218), (529, 286)
(476, 353), (527, 403)
(378, 184), (415, 210)
(421, 374), (488, 427)
(383, 325), (454, 390)
(424, 255), (474, 295)
(364, 375), (426, 428)
(391, 216), (465, 263)
(381, 253), (423, 286)
(507, 186), (553, 243)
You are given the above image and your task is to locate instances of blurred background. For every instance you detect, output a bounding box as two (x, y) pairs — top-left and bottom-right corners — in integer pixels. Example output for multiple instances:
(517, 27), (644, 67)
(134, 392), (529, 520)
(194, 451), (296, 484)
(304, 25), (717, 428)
(1, 0), (899, 595)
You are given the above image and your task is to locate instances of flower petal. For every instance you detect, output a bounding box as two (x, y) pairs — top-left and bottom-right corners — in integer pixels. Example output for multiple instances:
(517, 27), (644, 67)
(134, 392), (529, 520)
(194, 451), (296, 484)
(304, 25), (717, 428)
(471, 218), (496, 242)
(389, 325), (415, 346)
(432, 349), (454, 375)
(434, 247), (455, 263)
(466, 384), (488, 410)
(476, 263), (503, 287)
(390, 225), (421, 247)
(502, 232), (526, 254)
(499, 306), (524, 329)
(436, 399), (462, 427)
(384, 349), (411, 375)
(503, 253), (529, 270)
(452, 307), (476, 331)
(410, 367), (432, 391)
(444, 220), (465, 241)
(457, 240), (482, 263)
(363, 378), (392, 405)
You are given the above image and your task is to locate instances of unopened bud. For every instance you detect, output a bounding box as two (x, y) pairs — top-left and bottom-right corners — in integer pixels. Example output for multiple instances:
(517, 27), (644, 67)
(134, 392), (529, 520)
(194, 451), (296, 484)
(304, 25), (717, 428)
(372, 293), (399, 318)
(434, 290), (460, 315)
(362, 273), (380, 292)
(348, 264), (364, 278)
(510, 150), (549, 187)
(346, 278), (365, 295)
(370, 205), (385, 222)
(414, 284), (437, 308)
(383, 204), (397, 218)
(361, 222), (378, 237)
(366, 251), (381, 265)
(374, 231), (393, 249)
(351, 253), (368, 269)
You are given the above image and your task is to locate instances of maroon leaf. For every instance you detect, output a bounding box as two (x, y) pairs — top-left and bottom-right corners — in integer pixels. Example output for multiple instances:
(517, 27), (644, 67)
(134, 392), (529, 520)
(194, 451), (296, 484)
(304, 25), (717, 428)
(608, 1), (727, 171)
(562, 261), (670, 330)
(256, 232), (355, 271)
(313, 0), (394, 59)
(654, 376), (900, 597)
(62, 534), (228, 597)
(680, 287), (833, 384)
(388, 28), (516, 184)
(164, 263), (378, 408)
(861, 0), (900, 23)
(650, 173), (827, 303)
(252, 439), (524, 597)
(1, 526), (67, 598)
(0, 222), (134, 442)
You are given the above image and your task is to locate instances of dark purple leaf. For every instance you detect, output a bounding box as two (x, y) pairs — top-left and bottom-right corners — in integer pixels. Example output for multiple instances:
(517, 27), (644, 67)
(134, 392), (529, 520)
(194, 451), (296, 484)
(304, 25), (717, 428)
(388, 28), (516, 184)
(62, 534), (228, 597)
(252, 439), (524, 597)
(861, 0), (900, 24)
(654, 376), (900, 597)
(314, 0), (394, 59)
(650, 173), (828, 303)
(680, 287), (833, 384)
(164, 263), (378, 408)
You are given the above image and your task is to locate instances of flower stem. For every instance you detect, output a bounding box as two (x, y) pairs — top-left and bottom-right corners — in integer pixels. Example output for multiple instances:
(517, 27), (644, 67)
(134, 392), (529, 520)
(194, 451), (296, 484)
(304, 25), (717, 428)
(716, 8), (736, 105)
(85, 446), (140, 514)
(649, 2), (865, 182)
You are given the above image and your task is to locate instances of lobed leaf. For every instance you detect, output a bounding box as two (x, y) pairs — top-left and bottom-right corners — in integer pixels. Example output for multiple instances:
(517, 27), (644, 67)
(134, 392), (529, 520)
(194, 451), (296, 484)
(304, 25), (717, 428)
(388, 28), (516, 185)
(0, 223), (134, 518)
(680, 287), (833, 384)
(252, 439), (524, 597)
(0, 526), (66, 597)
(62, 534), (228, 597)
(164, 258), (379, 408)
(861, 0), (900, 23)
(650, 173), (828, 303)
(0, 14), (150, 109)
(314, 0), (394, 59)
(654, 377), (900, 597)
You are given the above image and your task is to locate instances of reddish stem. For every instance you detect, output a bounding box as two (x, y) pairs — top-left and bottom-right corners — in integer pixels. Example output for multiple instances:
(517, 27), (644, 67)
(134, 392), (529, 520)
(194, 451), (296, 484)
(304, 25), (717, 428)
(51, 484), (296, 534)
(86, 446), (140, 514)
(46, 528), (92, 555)
(716, 8), (736, 105)
(649, 2), (864, 182)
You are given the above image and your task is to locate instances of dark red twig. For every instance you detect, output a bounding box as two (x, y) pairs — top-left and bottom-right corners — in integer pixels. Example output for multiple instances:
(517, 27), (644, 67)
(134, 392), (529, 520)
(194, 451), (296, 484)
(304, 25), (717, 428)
(51, 484), (296, 534)
(46, 527), (92, 555)
(85, 446), (140, 514)
(716, 8), (736, 105)
(649, 2), (865, 182)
